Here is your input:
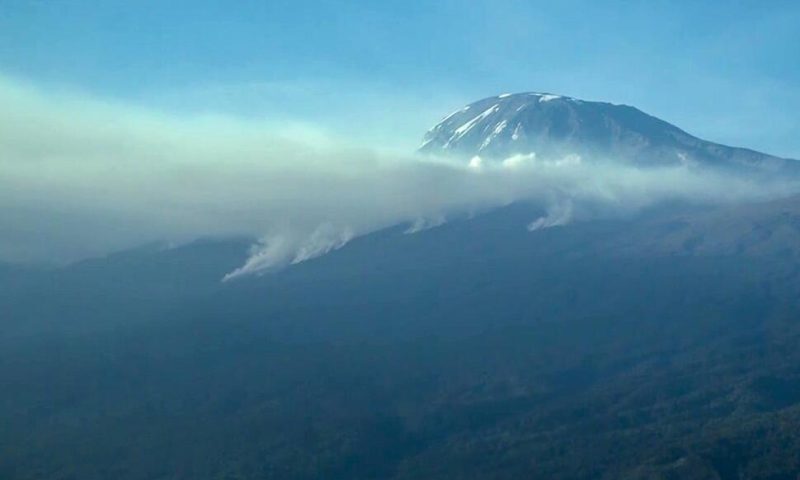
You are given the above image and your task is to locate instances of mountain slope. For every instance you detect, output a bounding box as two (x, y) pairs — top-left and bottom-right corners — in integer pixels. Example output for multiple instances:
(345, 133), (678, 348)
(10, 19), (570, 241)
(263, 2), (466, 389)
(4, 200), (800, 478)
(419, 92), (795, 171)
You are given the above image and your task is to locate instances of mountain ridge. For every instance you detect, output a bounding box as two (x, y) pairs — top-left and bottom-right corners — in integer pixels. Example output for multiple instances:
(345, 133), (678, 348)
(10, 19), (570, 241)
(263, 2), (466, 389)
(419, 92), (796, 171)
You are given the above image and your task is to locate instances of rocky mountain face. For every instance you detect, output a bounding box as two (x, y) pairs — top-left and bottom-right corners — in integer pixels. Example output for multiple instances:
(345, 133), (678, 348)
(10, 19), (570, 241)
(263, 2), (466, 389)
(419, 92), (795, 171)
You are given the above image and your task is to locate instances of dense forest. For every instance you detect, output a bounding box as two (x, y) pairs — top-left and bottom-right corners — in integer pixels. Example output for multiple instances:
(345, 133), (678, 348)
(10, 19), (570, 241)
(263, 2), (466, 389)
(3, 203), (800, 479)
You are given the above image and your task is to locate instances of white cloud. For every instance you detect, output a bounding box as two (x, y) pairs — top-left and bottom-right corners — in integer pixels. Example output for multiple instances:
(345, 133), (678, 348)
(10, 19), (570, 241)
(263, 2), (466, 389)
(0, 75), (797, 277)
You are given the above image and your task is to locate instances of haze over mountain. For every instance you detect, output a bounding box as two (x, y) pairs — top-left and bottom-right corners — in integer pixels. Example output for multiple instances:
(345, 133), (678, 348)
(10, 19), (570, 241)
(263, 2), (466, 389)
(419, 93), (797, 172)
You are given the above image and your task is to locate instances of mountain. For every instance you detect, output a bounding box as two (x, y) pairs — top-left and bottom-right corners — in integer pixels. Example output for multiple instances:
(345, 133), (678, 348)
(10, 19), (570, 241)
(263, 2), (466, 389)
(4, 199), (800, 479)
(4, 93), (800, 479)
(419, 92), (796, 171)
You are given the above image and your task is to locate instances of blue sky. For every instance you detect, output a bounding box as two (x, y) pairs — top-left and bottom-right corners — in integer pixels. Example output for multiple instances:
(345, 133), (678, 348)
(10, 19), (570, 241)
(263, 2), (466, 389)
(2, 0), (799, 156)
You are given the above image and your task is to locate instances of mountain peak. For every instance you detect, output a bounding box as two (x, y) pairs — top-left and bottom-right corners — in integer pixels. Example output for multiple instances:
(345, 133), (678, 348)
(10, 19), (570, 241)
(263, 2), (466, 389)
(420, 92), (793, 171)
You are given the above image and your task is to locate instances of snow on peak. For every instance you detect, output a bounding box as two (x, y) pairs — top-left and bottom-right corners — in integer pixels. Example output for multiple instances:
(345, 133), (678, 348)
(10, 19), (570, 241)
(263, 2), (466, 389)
(538, 94), (561, 102)
(480, 120), (509, 150)
(444, 104), (500, 148)
(494, 92), (573, 103)
(511, 123), (523, 141)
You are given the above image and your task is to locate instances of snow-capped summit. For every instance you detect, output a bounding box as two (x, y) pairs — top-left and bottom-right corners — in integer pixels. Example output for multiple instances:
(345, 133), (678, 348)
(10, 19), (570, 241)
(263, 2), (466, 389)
(419, 92), (794, 170)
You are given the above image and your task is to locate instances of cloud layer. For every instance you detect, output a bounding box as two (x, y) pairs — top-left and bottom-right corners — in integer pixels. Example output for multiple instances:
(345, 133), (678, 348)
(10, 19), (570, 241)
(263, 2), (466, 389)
(1, 76), (797, 277)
